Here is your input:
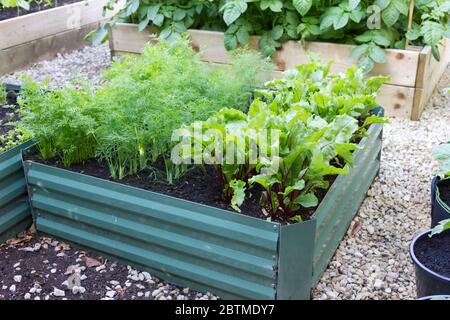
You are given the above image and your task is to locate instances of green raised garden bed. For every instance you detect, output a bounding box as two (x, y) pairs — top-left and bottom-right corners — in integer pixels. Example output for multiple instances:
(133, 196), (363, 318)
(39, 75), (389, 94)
(21, 107), (383, 300)
(0, 140), (34, 243)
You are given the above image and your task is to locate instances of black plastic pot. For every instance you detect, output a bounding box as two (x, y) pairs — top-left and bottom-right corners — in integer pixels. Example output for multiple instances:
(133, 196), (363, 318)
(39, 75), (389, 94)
(431, 177), (450, 228)
(410, 230), (450, 298)
(417, 295), (450, 300)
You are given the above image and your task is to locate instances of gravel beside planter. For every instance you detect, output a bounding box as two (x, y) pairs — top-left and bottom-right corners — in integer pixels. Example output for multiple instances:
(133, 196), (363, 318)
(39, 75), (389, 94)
(0, 44), (449, 300)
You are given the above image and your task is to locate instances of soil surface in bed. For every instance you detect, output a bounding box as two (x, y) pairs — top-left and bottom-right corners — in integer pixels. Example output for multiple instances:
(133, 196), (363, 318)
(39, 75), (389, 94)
(415, 232), (450, 278)
(25, 154), (330, 223)
(0, 0), (80, 21)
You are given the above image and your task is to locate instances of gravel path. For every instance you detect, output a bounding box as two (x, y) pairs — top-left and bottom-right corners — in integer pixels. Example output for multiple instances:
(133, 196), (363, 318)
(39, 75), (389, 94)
(1, 44), (111, 88)
(1, 44), (449, 300)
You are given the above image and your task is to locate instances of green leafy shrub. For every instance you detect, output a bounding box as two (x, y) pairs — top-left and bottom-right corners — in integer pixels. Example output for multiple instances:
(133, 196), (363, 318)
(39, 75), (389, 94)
(0, 0), (30, 10)
(91, 0), (450, 72)
(430, 218), (450, 236)
(174, 57), (388, 221)
(19, 39), (273, 180)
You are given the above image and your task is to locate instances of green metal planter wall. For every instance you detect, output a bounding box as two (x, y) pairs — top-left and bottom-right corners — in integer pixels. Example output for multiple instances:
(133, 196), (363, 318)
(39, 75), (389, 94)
(0, 140), (34, 243)
(23, 113), (383, 300)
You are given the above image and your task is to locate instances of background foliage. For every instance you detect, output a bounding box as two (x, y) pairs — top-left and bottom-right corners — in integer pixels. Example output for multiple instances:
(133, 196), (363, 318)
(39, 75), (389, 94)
(91, 0), (450, 72)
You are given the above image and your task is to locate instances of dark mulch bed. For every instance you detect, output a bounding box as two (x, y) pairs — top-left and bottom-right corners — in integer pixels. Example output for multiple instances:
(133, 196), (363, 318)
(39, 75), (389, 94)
(0, 232), (211, 300)
(415, 232), (450, 278)
(0, 0), (80, 21)
(25, 154), (330, 223)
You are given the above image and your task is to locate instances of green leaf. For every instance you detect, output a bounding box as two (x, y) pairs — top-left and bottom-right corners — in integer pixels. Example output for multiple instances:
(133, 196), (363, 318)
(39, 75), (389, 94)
(348, 0), (361, 10)
(138, 16), (151, 31)
(222, 0), (248, 26)
(230, 179), (246, 212)
(125, 0), (140, 16)
(333, 12), (349, 30)
(236, 26), (250, 45)
(153, 14), (165, 26)
(422, 21), (445, 46)
(369, 45), (387, 63)
(432, 45), (441, 61)
(374, 0), (391, 10)
(261, 0), (283, 12)
(86, 27), (109, 46)
(147, 4), (161, 21)
(294, 192), (319, 208)
(173, 9), (186, 21)
(357, 55), (375, 73)
(349, 10), (364, 23)
(271, 25), (284, 40)
(392, 0), (409, 16)
(406, 28), (421, 41)
(293, 0), (312, 16)
(351, 44), (369, 58)
(362, 115), (390, 127)
(382, 2), (400, 27)
(430, 219), (450, 237)
(432, 143), (450, 177)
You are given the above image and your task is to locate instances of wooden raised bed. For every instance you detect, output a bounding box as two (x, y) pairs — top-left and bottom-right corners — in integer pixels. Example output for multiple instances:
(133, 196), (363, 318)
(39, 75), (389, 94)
(109, 23), (450, 121)
(0, 0), (124, 76)
(0, 140), (34, 243)
(21, 110), (383, 300)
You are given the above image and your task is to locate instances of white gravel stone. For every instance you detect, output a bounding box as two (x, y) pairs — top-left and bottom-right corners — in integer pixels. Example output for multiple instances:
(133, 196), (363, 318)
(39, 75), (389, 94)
(13, 275), (22, 283)
(9, 285), (16, 293)
(105, 290), (116, 298)
(53, 288), (65, 297)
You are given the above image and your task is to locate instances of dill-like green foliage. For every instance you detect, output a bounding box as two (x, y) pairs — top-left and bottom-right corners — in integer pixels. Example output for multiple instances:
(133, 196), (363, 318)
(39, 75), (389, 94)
(19, 39), (273, 180)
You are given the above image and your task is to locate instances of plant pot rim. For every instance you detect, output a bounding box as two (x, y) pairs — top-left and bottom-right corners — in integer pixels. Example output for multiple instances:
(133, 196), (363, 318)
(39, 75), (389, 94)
(409, 229), (450, 283)
(417, 295), (450, 300)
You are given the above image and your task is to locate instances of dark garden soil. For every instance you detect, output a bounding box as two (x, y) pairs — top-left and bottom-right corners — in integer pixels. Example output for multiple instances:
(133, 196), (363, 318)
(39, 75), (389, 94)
(438, 178), (450, 206)
(25, 154), (328, 223)
(0, 0), (80, 21)
(0, 231), (213, 300)
(415, 232), (450, 278)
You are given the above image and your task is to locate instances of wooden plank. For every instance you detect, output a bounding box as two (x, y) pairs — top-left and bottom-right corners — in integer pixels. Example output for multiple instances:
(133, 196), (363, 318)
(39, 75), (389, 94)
(411, 39), (450, 120)
(111, 23), (420, 87)
(277, 41), (420, 87)
(377, 84), (415, 119)
(0, 22), (100, 75)
(0, 0), (125, 49)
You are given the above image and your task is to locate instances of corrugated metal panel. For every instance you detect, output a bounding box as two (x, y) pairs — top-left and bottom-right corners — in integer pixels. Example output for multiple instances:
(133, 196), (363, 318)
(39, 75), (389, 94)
(25, 162), (279, 300)
(0, 140), (34, 243)
(277, 219), (316, 300)
(312, 121), (383, 285)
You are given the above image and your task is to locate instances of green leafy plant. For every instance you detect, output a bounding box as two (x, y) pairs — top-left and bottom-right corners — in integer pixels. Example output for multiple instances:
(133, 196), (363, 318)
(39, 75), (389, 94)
(430, 218), (450, 236)
(432, 142), (450, 177)
(0, 0), (30, 10)
(19, 39), (273, 182)
(0, 86), (6, 105)
(174, 57), (388, 221)
(90, 0), (450, 72)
